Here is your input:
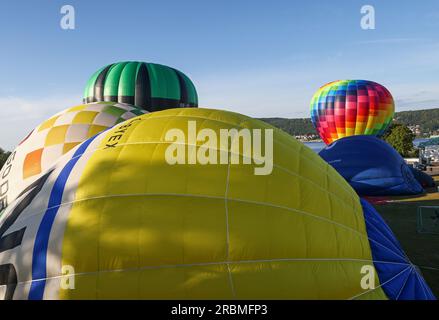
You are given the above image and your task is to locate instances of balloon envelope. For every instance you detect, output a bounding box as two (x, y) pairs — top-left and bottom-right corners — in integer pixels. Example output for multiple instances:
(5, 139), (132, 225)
(409, 167), (435, 188)
(83, 61), (198, 111)
(0, 108), (432, 299)
(0, 102), (146, 212)
(361, 198), (434, 300)
(318, 135), (423, 196)
(310, 80), (395, 144)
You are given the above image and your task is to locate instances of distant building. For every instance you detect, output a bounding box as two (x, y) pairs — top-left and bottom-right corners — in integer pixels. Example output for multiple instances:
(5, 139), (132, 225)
(408, 125), (421, 135)
(420, 145), (439, 163)
(295, 134), (320, 142)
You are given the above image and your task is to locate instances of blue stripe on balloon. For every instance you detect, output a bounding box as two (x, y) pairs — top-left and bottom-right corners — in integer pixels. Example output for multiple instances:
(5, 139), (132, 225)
(28, 136), (96, 300)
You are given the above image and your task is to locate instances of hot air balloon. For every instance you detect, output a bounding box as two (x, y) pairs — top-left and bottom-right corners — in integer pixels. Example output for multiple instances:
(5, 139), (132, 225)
(83, 61), (198, 111)
(0, 108), (433, 299)
(310, 80), (395, 145)
(0, 102), (146, 213)
(361, 198), (434, 299)
(319, 135), (423, 196)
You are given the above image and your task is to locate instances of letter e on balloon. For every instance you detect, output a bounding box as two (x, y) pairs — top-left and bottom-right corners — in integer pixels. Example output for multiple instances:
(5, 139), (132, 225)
(60, 5), (75, 30)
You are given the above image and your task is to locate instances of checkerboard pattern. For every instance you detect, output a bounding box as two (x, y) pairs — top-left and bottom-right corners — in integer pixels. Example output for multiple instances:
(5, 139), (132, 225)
(310, 80), (395, 145)
(22, 102), (146, 179)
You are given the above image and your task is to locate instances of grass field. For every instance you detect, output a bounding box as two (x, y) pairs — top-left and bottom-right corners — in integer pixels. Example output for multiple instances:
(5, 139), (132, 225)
(371, 177), (439, 297)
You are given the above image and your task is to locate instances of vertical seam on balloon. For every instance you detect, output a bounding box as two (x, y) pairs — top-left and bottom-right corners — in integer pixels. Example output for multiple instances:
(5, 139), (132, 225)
(364, 216), (409, 261)
(224, 114), (244, 299)
(315, 85), (330, 144)
(136, 186), (142, 298)
(28, 136), (96, 300)
(96, 165), (104, 300)
(118, 62), (134, 105)
(354, 81), (360, 136)
(395, 267), (412, 300)
(325, 166), (333, 251)
(321, 150), (339, 251)
(412, 269), (429, 299)
(320, 86), (327, 142)
(364, 83), (375, 135)
(355, 83), (369, 135)
(326, 85), (338, 143)
(141, 63), (152, 111)
(134, 63), (144, 109)
(173, 69), (189, 107)
(298, 143), (309, 258)
(343, 81), (348, 139)
(366, 216), (407, 258)
(110, 62), (127, 102)
(226, 264), (236, 299)
(367, 235), (408, 262)
(225, 132), (235, 298)
(85, 68), (102, 103)
(362, 198), (432, 300)
(364, 83), (370, 134)
(98, 124), (129, 298)
(94, 64), (113, 102)
(357, 198), (368, 259)
(327, 85), (336, 144)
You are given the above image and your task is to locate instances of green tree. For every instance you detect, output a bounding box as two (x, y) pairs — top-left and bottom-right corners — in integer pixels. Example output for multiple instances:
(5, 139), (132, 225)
(0, 148), (11, 168)
(382, 123), (417, 157)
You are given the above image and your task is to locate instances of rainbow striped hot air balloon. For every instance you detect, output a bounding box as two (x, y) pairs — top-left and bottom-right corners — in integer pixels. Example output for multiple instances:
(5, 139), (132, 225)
(310, 80), (395, 145)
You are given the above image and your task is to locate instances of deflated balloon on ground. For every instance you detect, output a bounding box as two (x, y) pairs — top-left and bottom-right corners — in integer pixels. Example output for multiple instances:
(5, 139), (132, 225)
(319, 135), (423, 196)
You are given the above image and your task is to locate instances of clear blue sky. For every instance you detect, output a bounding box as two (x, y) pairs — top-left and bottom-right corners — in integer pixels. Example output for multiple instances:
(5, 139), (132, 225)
(1, 0), (439, 149)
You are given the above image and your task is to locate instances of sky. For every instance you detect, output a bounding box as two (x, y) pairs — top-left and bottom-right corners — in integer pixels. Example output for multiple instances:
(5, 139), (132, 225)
(1, 0), (439, 149)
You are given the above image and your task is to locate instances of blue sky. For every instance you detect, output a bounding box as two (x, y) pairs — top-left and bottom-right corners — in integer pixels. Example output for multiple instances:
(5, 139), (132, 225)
(1, 0), (439, 149)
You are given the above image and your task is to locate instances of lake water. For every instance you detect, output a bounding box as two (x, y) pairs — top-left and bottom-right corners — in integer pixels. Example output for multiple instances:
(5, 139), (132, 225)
(304, 142), (326, 153)
(304, 138), (427, 153)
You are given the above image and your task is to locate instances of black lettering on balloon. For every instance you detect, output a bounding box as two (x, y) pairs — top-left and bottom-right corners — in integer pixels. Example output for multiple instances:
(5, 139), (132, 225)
(0, 170), (52, 252)
(0, 264), (17, 300)
(0, 170), (52, 300)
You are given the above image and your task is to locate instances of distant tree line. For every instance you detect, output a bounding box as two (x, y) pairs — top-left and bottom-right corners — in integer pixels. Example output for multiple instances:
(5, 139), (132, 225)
(259, 117), (316, 136)
(260, 108), (439, 137)
(394, 108), (439, 134)
(260, 114), (423, 158)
